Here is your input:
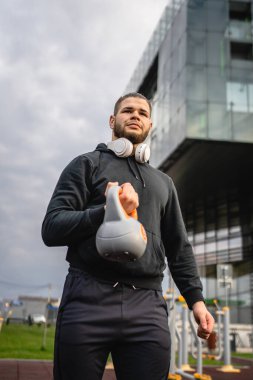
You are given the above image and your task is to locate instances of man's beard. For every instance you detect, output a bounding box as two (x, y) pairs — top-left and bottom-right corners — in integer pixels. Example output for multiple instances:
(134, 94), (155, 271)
(113, 122), (149, 144)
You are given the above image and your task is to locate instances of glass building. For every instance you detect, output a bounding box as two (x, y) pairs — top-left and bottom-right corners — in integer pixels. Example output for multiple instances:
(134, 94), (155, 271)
(125, 0), (253, 324)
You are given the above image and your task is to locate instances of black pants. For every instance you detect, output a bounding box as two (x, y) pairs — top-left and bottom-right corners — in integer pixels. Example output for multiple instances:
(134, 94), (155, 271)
(54, 268), (171, 380)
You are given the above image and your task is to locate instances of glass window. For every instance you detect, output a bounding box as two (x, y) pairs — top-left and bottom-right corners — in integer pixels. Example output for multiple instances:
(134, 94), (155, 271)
(187, 66), (207, 101)
(169, 107), (186, 152)
(230, 225), (240, 234)
(228, 67), (253, 83)
(187, 101), (208, 138)
(194, 244), (205, 255)
(207, 67), (226, 103)
(230, 41), (253, 61)
(156, 91), (170, 132)
(187, 30), (206, 65)
(232, 112), (253, 142)
(226, 20), (252, 42)
(208, 103), (231, 140)
(195, 232), (205, 243)
(206, 241), (216, 253)
(227, 82), (248, 112)
(237, 274), (251, 294)
(229, 236), (242, 249)
(217, 239), (229, 251)
(206, 230), (215, 239)
(187, 1), (207, 31)
(207, 32), (227, 68)
(217, 228), (229, 238)
(172, 3), (187, 53)
(229, 1), (252, 22)
(207, 0), (228, 32)
(170, 71), (186, 118)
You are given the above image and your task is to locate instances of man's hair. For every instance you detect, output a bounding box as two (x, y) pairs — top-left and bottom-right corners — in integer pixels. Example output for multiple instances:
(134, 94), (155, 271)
(113, 92), (152, 116)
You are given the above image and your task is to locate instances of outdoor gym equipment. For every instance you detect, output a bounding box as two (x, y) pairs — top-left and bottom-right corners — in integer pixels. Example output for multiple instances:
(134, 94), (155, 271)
(96, 185), (147, 262)
(166, 284), (211, 380)
(166, 285), (242, 379)
(214, 301), (240, 373)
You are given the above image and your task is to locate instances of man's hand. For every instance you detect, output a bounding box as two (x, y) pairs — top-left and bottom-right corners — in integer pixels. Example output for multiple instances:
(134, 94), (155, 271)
(192, 301), (215, 340)
(105, 182), (119, 197)
(105, 182), (139, 215)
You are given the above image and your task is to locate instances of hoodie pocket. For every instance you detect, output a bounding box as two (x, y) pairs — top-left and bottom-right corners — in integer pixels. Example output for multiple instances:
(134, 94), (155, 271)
(136, 229), (166, 276)
(151, 231), (166, 269)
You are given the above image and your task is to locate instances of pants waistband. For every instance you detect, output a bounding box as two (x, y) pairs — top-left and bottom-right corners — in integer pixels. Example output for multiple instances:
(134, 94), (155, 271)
(69, 266), (140, 290)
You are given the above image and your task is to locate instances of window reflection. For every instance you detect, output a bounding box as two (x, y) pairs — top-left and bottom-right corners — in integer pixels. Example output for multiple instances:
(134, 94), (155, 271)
(183, 191), (252, 322)
(229, 236), (242, 249)
(206, 229), (215, 239)
(199, 262), (252, 323)
(227, 82), (253, 113)
(195, 232), (205, 242)
(230, 225), (241, 234)
(194, 244), (205, 255)
(185, 193), (245, 263)
(217, 228), (229, 238)
(217, 240), (229, 251)
(225, 21), (252, 42)
(205, 241), (216, 253)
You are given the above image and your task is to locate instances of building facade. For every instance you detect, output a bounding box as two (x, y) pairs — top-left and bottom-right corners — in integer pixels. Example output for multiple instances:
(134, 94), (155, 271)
(126, 0), (253, 325)
(1, 295), (59, 324)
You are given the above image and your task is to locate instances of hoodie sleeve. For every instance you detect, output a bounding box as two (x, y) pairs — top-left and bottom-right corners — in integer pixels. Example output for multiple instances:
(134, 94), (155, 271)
(161, 178), (204, 309)
(41, 155), (105, 247)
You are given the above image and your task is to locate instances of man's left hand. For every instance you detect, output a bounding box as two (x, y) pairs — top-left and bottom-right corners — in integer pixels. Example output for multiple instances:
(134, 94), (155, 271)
(192, 301), (215, 340)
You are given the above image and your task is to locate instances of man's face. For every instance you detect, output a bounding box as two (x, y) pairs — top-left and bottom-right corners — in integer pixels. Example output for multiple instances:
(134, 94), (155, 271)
(109, 97), (152, 144)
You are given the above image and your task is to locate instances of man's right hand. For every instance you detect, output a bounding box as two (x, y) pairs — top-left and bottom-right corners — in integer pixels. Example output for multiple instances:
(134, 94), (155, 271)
(105, 182), (139, 215)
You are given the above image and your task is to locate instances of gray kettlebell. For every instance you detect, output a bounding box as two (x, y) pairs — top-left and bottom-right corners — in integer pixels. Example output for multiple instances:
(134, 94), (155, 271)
(96, 185), (147, 262)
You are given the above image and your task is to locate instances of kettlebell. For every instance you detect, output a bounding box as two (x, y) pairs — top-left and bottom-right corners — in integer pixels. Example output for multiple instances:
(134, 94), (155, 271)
(96, 185), (147, 262)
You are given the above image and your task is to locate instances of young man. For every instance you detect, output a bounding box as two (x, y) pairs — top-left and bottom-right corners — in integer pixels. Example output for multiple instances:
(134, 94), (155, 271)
(42, 92), (214, 380)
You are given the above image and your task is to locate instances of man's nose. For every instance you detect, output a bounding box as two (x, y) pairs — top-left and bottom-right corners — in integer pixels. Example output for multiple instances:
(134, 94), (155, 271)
(131, 110), (140, 119)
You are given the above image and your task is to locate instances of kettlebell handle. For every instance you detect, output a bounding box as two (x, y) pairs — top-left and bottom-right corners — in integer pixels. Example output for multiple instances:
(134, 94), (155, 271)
(104, 185), (137, 222)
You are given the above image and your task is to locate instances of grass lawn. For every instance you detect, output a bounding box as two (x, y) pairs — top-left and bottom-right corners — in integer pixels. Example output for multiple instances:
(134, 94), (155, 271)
(232, 352), (253, 360)
(188, 355), (224, 366)
(0, 323), (55, 360)
(184, 352), (253, 367)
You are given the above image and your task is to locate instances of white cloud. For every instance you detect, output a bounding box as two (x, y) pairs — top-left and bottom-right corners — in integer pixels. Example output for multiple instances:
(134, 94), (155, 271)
(0, 0), (168, 300)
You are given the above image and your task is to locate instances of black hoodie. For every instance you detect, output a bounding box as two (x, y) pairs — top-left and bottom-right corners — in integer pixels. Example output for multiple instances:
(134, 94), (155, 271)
(42, 144), (204, 308)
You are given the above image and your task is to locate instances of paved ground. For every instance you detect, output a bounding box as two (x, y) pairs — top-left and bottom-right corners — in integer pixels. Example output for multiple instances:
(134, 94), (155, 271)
(0, 357), (251, 380)
(0, 360), (116, 380)
(178, 357), (253, 380)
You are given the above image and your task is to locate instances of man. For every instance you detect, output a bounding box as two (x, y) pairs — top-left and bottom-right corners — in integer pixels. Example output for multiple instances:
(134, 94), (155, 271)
(42, 92), (214, 380)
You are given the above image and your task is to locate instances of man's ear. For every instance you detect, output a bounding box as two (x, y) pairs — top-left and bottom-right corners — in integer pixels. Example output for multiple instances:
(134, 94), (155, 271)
(109, 115), (115, 129)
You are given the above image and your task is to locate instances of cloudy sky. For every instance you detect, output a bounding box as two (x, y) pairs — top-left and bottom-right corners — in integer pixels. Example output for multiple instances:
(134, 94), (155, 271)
(0, 0), (169, 300)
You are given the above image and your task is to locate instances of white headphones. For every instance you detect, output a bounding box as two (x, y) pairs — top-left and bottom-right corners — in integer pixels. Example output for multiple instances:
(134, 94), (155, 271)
(107, 138), (150, 163)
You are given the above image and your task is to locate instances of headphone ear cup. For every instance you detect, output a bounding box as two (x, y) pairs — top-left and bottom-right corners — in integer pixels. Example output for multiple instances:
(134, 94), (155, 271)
(107, 138), (133, 157)
(135, 144), (150, 163)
